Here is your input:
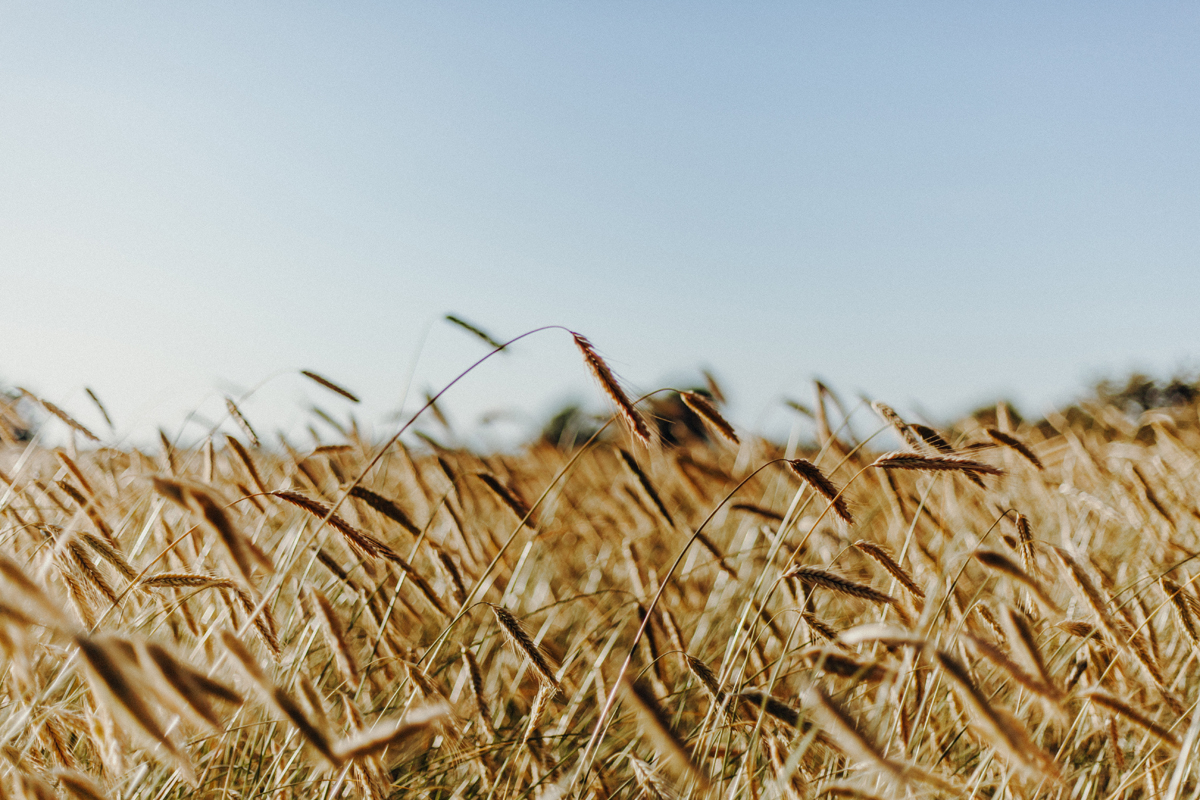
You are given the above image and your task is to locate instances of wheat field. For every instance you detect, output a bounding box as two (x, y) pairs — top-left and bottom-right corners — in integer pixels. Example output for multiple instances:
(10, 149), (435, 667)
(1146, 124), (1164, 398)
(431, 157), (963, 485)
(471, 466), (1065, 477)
(1, 328), (1199, 799)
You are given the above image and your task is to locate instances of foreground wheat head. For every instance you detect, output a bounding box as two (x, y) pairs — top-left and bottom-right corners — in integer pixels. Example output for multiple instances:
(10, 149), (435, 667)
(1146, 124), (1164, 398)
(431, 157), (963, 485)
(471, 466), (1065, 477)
(3, 350), (1200, 799)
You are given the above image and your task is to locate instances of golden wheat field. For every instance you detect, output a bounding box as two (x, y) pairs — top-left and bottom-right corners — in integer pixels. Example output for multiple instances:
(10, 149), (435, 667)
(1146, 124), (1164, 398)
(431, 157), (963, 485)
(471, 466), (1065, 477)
(3, 328), (1200, 800)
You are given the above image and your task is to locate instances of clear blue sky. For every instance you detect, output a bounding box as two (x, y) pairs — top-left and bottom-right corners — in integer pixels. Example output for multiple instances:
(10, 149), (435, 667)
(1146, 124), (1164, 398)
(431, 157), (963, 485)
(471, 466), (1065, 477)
(3, 3), (1198, 446)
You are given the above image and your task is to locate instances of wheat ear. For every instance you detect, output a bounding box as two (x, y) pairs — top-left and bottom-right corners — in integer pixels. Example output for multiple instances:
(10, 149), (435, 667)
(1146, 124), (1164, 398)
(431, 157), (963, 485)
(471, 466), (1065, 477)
(909, 423), (986, 486)
(226, 436), (268, 494)
(445, 314), (506, 349)
(730, 502), (784, 522)
(348, 486), (421, 536)
(18, 388), (100, 442)
(973, 550), (1056, 611)
(737, 689), (801, 728)
(1080, 690), (1179, 749)
(871, 401), (924, 451)
(54, 769), (110, 800)
(801, 647), (890, 683)
(573, 333), (651, 445)
(462, 646), (495, 738)
(83, 386), (113, 429)
(75, 634), (193, 781)
(141, 641), (242, 730)
(684, 654), (726, 707)
(522, 683), (553, 748)
(335, 703), (451, 763)
(680, 391), (739, 445)
(270, 490), (391, 561)
(1161, 577), (1200, 649)
(934, 650), (1058, 779)
(909, 423), (953, 454)
(622, 679), (709, 790)
(474, 472), (535, 527)
(307, 587), (361, 691)
(787, 459), (854, 525)
(300, 370), (360, 403)
(618, 449), (675, 527)
(998, 605), (1057, 697)
(82, 532), (136, 581)
(1014, 513), (1035, 572)
(220, 630), (338, 765)
(488, 604), (562, 694)
(872, 451), (1004, 477)
(810, 685), (905, 781)
(853, 540), (923, 599)
(986, 429), (1044, 470)
(223, 397), (259, 447)
(786, 566), (894, 605)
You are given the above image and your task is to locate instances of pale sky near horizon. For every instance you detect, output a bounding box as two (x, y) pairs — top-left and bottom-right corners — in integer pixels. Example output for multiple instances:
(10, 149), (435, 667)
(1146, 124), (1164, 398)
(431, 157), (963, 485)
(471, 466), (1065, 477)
(3, 3), (1198, 447)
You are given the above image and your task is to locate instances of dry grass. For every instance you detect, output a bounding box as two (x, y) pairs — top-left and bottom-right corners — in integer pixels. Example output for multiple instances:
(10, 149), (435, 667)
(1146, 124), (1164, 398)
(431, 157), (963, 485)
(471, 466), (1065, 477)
(4, 341), (1200, 798)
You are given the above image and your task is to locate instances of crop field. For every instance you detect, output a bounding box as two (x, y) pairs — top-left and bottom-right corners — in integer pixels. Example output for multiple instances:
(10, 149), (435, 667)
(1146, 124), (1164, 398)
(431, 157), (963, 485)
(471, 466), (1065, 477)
(1, 330), (1199, 799)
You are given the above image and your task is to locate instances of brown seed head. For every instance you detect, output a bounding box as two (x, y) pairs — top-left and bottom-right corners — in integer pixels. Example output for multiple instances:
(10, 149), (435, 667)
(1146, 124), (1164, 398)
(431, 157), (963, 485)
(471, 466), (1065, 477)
(787, 459), (854, 525)
(680, 391), (739, 445)
(300, 370), (360, 403)
(871, 452), (1003, 477)
(572, 332), (651, 445)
